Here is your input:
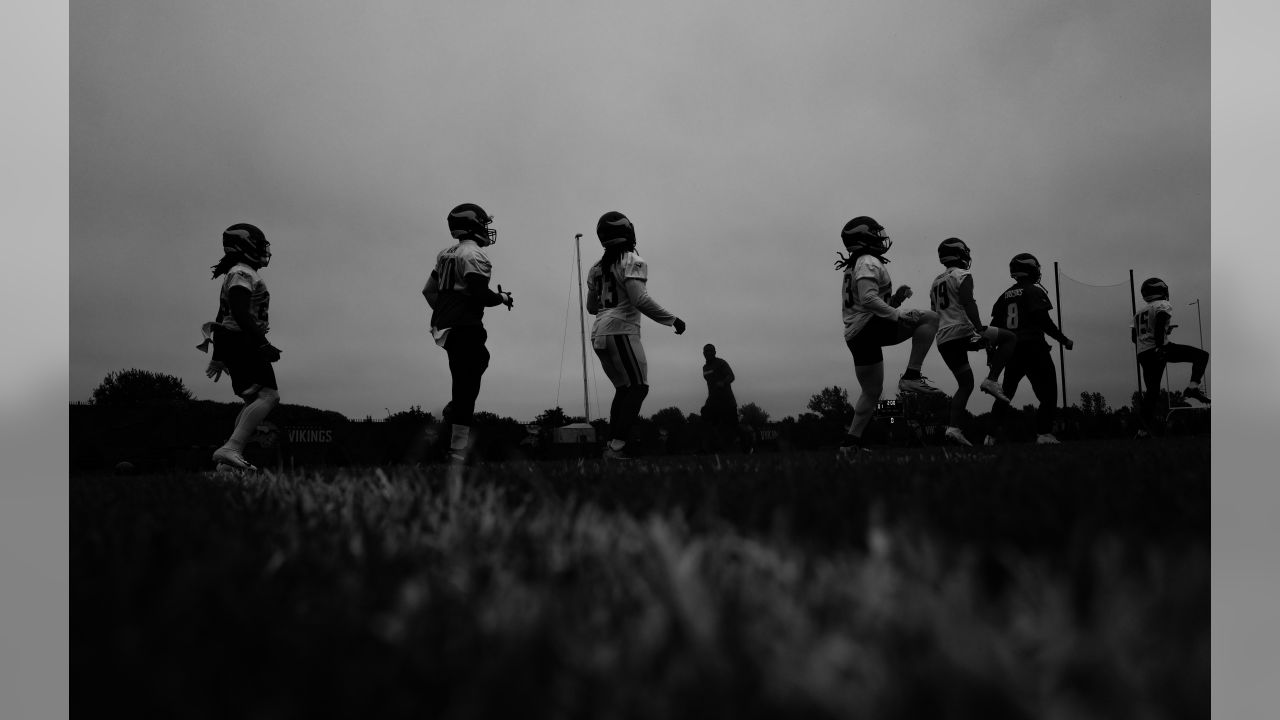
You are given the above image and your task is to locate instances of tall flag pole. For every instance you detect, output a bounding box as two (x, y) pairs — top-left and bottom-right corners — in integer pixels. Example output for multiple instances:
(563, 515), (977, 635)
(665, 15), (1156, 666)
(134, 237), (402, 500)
(1190, 298), (1207, 394)
(1130, 270), (1141, 398)
(1054, 261), (1066, 410)
(575, 234), (590, 421)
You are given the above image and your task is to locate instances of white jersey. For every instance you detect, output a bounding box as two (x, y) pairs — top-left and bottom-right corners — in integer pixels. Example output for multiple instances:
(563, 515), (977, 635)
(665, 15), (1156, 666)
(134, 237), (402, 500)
(588, 251), (651, 337)
(842, 254), (893, 340)
(216, 263), (270, 334)
(1133, 299), (1174, 354)
(930, 267), (978, 346)
(431, 239), (493, 330)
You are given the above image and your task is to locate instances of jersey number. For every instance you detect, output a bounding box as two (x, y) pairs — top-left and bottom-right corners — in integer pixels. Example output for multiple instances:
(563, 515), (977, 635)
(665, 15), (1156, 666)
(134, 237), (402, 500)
(842, 274), (854, 308)
(1136, 309), (1151, 338)
(600, 273), (621, 309)
(931, 283), (950, 311)
(1005, 304), (1019, 329)
(438, 257), (460, 290)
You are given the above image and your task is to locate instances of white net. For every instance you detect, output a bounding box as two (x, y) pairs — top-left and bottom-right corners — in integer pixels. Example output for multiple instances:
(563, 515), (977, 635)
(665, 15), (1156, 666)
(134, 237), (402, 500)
(1055, 267), (1143, 411)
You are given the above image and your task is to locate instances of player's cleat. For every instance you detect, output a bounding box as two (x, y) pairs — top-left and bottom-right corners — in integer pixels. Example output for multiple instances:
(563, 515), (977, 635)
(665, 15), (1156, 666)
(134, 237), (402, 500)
(211, 446), (257, 471)
(837, 445), (871, 461)
(602, 446), (635, 462)
(1134, 429), (1152, 440)
(1035, 433), (1061, 445)
(1183, 386), (1211, 404)
(983, 435), (997, 447)
(979, 379), (1011, 404)
(944, 426), (972, 447)
(898, 374), (947, 397)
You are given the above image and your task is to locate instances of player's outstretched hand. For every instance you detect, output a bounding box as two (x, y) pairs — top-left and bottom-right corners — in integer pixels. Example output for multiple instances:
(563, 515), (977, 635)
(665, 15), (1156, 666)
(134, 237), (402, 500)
(498, 284), (514, 310)
(673, 318), (687, 335)
(1063, 337), (1074, 351)
(259, 342), (282, 363)
(891, 285), (913, 308)
(205, 359), (228, 382)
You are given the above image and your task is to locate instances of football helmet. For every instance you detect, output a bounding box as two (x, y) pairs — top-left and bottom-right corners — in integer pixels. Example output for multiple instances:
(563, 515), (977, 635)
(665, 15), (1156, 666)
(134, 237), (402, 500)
(448, 203), (497, 245)
(937, 237), (972, 269)
(596, 211), (636, 248)
(222, 223), (271, 267)
(1141, 277), (1169, 302)
(1009, 253), (1042, 283)
(841, 216), (892, 256)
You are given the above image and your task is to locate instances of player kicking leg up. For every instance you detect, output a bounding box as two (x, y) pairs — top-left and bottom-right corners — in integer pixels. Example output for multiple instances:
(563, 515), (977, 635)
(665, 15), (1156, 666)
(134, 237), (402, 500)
(199, 223), (281, 472)
(835, 216), (945, 458)
(1132, 277), (1209, 437)
(929, 238), (1016, 446)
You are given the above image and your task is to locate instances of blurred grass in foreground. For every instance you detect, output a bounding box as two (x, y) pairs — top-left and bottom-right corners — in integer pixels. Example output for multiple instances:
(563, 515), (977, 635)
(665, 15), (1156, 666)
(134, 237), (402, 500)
(72, 438), (1207, 720)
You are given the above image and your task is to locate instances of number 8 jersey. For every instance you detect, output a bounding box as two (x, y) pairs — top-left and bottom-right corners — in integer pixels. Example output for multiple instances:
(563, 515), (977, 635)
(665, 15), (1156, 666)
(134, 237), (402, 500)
(991, 282), (1054, 350)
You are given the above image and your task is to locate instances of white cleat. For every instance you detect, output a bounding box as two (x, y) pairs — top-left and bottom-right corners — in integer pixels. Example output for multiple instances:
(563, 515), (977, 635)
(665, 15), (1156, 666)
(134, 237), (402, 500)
(211, 446), (257, 471)
(898, 374), (948, 397)
(979, 379), (1011, 404)
(983, 435), (997, 447)
(602, 446), (635, 462)
(944, 426), (973, 447)
(1035, 433), (1061, 445)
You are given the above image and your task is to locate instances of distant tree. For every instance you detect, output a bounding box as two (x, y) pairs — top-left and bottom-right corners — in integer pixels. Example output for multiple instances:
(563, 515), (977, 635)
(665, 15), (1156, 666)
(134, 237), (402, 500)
(91, 369), (193, 406)
(807, 386), (854, 424)
(535, 407), (570, 428)
(738, 402), (770, 429)
(1080, 391), (1111, 417)
(387, 405), (435, 425)
(650, 406), (686, 430)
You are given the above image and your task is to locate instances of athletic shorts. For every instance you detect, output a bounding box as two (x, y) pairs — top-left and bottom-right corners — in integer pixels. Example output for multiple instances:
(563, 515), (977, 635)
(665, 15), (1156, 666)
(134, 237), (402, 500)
(593, 334), (648, 388)
(937, 336), (985, 373)
(845, 315), (904, 366)
(213, 328), (278, 397)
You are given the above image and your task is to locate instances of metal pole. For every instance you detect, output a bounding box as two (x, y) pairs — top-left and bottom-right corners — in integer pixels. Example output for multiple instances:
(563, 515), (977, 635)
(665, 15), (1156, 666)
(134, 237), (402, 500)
(575, 234), (589, 421)
(1191, 299), (1204, 348)
(1130, 270), (1141, 396)
(1054, 261), (1066, 410)
(1191, 298), (1207, 393)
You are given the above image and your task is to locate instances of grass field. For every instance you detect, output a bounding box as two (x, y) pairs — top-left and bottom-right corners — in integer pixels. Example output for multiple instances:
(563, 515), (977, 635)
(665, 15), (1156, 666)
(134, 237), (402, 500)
(71, 438), (1208, 720)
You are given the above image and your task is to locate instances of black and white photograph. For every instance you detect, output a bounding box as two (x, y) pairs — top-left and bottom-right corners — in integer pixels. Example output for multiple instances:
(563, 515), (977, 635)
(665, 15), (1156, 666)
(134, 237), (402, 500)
(32, 0), (1264, 716)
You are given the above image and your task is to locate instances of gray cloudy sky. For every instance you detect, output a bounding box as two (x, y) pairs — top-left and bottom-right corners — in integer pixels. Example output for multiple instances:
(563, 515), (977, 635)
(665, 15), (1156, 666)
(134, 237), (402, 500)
(69, 0), (1210, 422)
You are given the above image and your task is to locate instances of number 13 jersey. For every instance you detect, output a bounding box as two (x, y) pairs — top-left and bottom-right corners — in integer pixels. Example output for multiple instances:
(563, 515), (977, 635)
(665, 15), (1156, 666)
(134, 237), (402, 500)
(842, 254), (893, 341)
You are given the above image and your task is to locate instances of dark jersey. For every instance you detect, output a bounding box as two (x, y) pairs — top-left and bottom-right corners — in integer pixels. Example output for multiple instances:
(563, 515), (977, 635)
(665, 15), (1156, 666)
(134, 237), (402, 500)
(703, 357), (735, 399)
(991, 283), (1054, 350)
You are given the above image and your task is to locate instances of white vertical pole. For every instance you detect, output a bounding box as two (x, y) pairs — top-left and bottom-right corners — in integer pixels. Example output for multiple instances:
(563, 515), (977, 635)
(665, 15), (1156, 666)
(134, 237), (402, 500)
(576, 234), (589, 421)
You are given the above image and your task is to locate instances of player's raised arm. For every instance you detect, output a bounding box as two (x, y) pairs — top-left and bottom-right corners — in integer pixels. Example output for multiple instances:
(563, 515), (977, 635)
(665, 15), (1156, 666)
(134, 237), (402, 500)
(955, 275), (985, 330)
(462, 272), (511, 308)
(857, 277), (900, 321)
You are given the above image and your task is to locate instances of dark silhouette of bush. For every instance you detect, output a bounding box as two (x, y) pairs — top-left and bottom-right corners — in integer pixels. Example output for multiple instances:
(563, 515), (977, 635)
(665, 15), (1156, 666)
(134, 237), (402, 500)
(91, 368), (193, 406)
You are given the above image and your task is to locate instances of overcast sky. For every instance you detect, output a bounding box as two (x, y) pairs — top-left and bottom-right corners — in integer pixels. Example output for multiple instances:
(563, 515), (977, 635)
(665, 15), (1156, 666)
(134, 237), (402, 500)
(69, 0), (1210, 422)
